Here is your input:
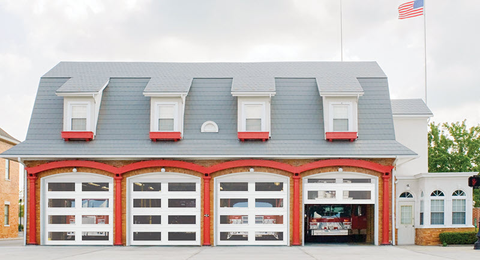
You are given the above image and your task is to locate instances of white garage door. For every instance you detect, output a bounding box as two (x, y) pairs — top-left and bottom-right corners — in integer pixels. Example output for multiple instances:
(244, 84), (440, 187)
(128, 172), (201, 245)
(303, 173), (376, 205)
(216, 172), (289, 245)
(42, 173), (113, 245)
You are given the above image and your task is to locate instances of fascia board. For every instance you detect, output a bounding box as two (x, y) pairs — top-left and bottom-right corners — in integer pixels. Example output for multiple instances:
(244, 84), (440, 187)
(392, 114), (433, 118)
(11, 154), (417, 161)
(0, 136), (20, 145)
(395, 176), (416, 180)
(143, 92), (188, 97)
(320, 92), (364, 97)
(414, 172), (478, 178)
(231, 92), (276, 97)
(56, 92), (99, 97)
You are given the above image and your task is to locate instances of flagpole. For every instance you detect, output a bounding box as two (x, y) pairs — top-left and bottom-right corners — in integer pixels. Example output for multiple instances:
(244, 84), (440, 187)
(340, 0), (343, 61)
(424, 0), (427, 105)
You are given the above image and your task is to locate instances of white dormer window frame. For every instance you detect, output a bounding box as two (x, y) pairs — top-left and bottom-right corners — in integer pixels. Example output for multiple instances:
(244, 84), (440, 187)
(329, 102), (353, 132)
(153, 102), (179, 132)
(322, 95), (359, 142)
(66, 101), (92, 131)
(241, 102), (266, 132)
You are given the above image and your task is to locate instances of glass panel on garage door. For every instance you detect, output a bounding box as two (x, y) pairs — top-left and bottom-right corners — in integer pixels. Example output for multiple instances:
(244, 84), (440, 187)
(129, 173), (200, 245)
(43, 173), (113, 245)
(216, 173), (288, 245)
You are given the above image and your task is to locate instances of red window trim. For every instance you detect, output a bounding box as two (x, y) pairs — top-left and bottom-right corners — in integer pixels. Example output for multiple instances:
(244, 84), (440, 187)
(325, 132), (357, 142)
(61, 131), (94, 141)
(238, 131), (269, 142)
(150, 131), (182, 142)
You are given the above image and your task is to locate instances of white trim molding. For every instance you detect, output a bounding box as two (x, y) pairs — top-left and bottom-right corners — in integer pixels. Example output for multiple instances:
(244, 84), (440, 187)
(237, 96), (271, 134)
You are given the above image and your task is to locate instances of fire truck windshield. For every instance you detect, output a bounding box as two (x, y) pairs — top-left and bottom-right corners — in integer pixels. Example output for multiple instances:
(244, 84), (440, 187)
(308, 205), (352, 218)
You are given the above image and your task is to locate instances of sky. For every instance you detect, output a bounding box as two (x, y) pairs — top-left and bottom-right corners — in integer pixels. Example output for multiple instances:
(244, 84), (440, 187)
(1, 0), (479, 142)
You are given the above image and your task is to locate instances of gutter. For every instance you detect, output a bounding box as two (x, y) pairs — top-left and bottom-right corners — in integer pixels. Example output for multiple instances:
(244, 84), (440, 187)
(395, 156), (418, 167)
(3, 154), (418, 161)
(0, 136), (20, 146)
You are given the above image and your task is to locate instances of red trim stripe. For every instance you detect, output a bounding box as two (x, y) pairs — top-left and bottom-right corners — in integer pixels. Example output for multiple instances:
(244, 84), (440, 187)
(26, 159), (393, 175)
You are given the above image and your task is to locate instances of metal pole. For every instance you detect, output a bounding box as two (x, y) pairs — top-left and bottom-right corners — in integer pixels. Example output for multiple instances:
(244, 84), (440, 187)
(340, 0), (343, 61)
(424, 0), (427, 105)
(473, 186), (480, 249)
(475, 220), (480, 249)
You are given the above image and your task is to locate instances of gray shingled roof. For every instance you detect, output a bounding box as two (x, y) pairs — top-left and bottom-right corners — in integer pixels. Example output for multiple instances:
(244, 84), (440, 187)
(50, 62), (385, 94)
(391, 99), (433, 116)
(2, 61), (415, 159)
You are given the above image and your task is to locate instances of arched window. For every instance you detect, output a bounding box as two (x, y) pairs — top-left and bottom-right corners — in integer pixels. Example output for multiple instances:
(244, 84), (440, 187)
(201, 121), (219, 132)
(419, 191), (424, 225)
(430, 190), (444, 225)
(399, 192), (414, 198)
(452, 190), (466, 224)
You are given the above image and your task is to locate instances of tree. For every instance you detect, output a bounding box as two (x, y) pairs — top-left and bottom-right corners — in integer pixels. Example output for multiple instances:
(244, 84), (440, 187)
(428, 120), (480, 206)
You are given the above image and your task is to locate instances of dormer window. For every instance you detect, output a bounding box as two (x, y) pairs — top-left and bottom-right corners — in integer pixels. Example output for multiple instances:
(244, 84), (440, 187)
(155, 103), (178, 132)
(235, 97), (271, 142)
(322, 97), (359, 142)
(61, 100), (95, 141)
(331, 103), (352, 132)
(56, 77), (108, 142)
(70, 103), (89, 131)
(244, 103), (264, 131)
(148, 97), (184, 142)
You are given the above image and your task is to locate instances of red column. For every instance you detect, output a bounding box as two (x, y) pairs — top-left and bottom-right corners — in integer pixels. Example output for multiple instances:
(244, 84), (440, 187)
(292, 173), (301, 246)
(27, 173), (37, 245)
(203, 174), (211, 246)
(114, 174), (123, 246)
(381, 172), (391, 245)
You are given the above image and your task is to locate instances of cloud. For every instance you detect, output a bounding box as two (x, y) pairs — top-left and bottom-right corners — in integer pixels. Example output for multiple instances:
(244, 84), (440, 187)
(0, 0), (479, 141)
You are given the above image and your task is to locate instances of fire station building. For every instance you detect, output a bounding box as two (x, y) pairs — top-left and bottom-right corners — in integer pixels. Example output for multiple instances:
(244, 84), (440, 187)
(1, 62), (474, 246)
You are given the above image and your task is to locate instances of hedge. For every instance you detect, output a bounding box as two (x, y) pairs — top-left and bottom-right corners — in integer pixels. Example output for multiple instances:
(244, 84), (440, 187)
(439, 232), (478, 245)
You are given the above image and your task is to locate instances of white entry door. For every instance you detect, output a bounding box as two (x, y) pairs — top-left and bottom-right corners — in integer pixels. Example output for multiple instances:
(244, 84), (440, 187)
(216, 172), (289, 245)
(128, 172), (201, 245)
(398, 202), (415, 245)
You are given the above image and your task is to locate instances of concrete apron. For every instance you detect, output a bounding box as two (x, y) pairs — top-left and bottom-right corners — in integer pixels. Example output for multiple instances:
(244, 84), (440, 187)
(0, 241), (479, 260)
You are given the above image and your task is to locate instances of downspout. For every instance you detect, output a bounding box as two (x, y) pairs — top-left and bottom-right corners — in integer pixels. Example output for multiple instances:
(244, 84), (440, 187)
(392, 157), (398, 245)
(181, 94), (187, 138)
(19, 157), (27, 246)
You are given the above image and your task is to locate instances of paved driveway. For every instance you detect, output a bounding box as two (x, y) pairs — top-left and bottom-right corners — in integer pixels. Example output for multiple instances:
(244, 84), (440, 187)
(0, 239), (478, 260)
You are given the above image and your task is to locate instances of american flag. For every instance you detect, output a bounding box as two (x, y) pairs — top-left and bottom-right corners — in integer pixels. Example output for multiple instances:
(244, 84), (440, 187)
(398, 0), (424, 19)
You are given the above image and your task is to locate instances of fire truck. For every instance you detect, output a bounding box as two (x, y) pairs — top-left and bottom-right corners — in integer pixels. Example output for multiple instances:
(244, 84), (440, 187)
(306, 204), (367, 237)
(223, 200), (283, 240)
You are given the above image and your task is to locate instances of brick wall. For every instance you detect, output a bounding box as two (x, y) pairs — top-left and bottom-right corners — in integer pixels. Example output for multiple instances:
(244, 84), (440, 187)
(25, 158), (394, 245)
(473, 208), (480, 226)
(0, 140), (20, 239)
(415, 227), (476, 245)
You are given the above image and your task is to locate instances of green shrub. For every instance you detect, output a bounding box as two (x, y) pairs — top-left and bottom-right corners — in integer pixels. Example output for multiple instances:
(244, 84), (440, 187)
(439, 232), (478, 245)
